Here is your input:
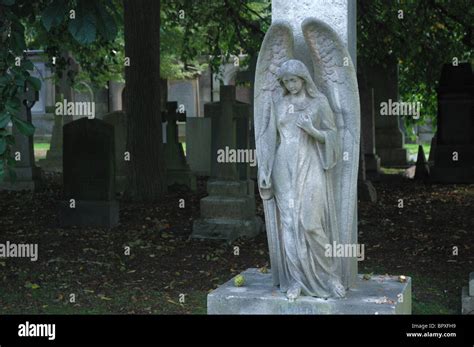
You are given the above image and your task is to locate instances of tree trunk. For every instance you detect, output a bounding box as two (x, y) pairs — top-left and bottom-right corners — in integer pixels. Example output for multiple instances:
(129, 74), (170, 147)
(124, 0), (166, 201)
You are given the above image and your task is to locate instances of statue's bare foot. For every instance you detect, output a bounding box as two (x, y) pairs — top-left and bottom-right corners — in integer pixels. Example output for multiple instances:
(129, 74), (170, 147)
(330, 280), (346, 298)
(286, 282), (302, 302)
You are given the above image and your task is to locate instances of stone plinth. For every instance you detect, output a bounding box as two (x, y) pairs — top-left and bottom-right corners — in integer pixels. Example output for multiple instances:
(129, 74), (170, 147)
(462, 272), (474, 315)
(208, 268), (412, 314)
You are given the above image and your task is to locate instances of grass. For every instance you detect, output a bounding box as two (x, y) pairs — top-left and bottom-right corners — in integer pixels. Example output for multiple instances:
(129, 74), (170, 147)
(404, 144), (430, 160)
(34, 142), (51, 151)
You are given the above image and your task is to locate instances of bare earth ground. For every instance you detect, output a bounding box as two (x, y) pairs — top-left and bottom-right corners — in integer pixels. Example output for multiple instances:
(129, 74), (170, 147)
(0, 173), (472, 314)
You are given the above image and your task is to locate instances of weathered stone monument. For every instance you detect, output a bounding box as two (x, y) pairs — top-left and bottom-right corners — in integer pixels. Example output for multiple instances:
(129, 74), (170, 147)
(430, 63), (474, 183)
(192, 86), (261, 242)
(186, 116), (212, 176)
(103, 110), (128, 192)
(38, 53), (79, 172)
(162, 101), (196, 190)
(414, 145), (430, 181)
(59, 118), (119, 228)
(208, 0), (411, 314)
(462, 272), (474, 314)
(0, 85), (42, 191)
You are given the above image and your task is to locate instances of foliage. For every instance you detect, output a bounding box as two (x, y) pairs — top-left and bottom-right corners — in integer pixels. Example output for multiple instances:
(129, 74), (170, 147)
(0, 0), (121, 180)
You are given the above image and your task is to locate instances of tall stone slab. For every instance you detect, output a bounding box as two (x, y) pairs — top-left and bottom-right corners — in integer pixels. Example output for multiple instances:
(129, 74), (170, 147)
(430, 63), (474, 183)
(0, 87), (42, 191)
(372, 60), (408, 167)
(162, 102), (196, 190)
(103, 111), (128, 192)
(192, 86), (261, 242)
(59, 118), (119, 227)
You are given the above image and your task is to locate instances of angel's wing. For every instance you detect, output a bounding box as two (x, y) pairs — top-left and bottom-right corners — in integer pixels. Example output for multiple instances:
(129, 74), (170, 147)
(254, 21), (294, 177)
(302, 18), (361, 288)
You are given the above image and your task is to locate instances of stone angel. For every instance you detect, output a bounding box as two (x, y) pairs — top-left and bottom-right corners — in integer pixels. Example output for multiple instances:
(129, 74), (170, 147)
(254, 18), (360, 301)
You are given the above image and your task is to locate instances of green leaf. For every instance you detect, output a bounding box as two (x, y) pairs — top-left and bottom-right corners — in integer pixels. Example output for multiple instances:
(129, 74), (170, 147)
(5, 97), (21, 114)
(68, 2), (97, 44)
(95, 3), (117, 41)
(0, 137), (6, 155)
(0, 111), (10, 128)
(27, 76), (41, 91)
(42, 0), (68, 31)
(22, 59), (34, 71)
(12, 116), (35, 136)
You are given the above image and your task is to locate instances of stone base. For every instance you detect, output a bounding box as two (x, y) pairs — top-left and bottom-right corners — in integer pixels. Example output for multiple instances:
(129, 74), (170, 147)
(364, 153), (381, 175)
(192, 217), (262, 242)
(208, 268), (412, 314)
(37, 158), (62, 172)
(167, 169), (197, 191)
(377, 148), (408, 167)
(59, 200), (119, 228)
(0, 167), (42, 191)
(461, 287), (474, 315)
(430, 166), (474, 184)
(0, 179), (41, 191)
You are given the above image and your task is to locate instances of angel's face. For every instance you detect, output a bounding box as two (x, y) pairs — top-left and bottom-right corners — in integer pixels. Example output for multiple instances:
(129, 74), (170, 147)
(282, 75), (304, 95)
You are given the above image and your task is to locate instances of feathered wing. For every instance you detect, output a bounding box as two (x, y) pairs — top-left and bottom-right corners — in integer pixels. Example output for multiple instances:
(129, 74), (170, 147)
(302, 18), (361, 288)
(254, 20), (294, 181)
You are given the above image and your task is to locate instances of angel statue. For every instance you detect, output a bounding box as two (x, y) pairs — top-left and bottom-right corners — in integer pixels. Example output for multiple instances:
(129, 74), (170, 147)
(254, 18), (360, 301)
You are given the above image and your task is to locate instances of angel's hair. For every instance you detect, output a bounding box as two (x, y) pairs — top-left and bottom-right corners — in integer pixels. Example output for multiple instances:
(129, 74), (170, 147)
(277, 59), (318, 98)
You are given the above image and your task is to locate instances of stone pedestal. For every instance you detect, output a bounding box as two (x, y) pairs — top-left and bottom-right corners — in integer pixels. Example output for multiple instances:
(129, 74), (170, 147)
(461, 272), (474, 315)
(193, 180), (261, 242)
(208, 268), (412, 314)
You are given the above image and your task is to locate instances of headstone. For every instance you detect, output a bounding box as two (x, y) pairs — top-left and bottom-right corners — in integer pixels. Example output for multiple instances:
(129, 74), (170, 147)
(462, 272), (474, 314)
(162, 102), (196, 190)
(192, 86), (261, 241)
(103, 111), (128, 192)
(372, 59), (408, 167)
(430, 63), (474, 183)
(186, 117), (212, 176)
(168, 79), (200, 118)
(358, 139), (377, 202)
(59, 118), (119, 227)
(0, 85), (42, 191)
(358, 58), (381, 176)
(38, 53), (79, 172)
(414, 145), (430, 180)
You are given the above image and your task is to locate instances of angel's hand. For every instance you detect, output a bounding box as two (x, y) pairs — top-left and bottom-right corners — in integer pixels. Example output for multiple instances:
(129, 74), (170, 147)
(296, 114), (313, 133)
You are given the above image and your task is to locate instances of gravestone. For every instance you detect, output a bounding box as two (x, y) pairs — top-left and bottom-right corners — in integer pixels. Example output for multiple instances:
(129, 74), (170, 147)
(208, 0), (411, 315)
(38, 53), (79, 172)
(103, 111), (128, 192)
(186, 117), (212, 176)
(108, 81), (125, 112)
(168, 79), (200, 118)
(59, 118), (119, 227)
(192, 86), (261, 241)
(0, 85), (42, 191)
(462, 272), (474, 314)
(430, 63), (474, 183)
(162, 102), (196, 190)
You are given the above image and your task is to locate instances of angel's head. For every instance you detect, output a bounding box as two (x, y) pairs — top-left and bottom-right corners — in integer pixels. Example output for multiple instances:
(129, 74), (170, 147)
(277, 59), (318, 98)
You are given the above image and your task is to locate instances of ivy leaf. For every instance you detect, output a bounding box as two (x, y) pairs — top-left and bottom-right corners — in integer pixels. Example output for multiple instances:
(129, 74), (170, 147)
(12, 116), (35, 136)
(21, 59), (34, 71)
(68, 2), (97, 45)
(27, 76), (42, 91)
(42, 0), (68, 31)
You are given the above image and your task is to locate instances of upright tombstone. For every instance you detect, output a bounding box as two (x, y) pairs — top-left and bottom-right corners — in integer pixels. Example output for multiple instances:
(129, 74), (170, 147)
(192, 86), (261, 241)
(208, 0), (411, 315)
(162, 102), (196, 190)
(103, 111), (128, 192)
(59, 118), (119, 228)
(108, 81), (125, 112)
(0, 84), (42, 191)
(430, 63), (474, 183)
(39, 53), (79, 172)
